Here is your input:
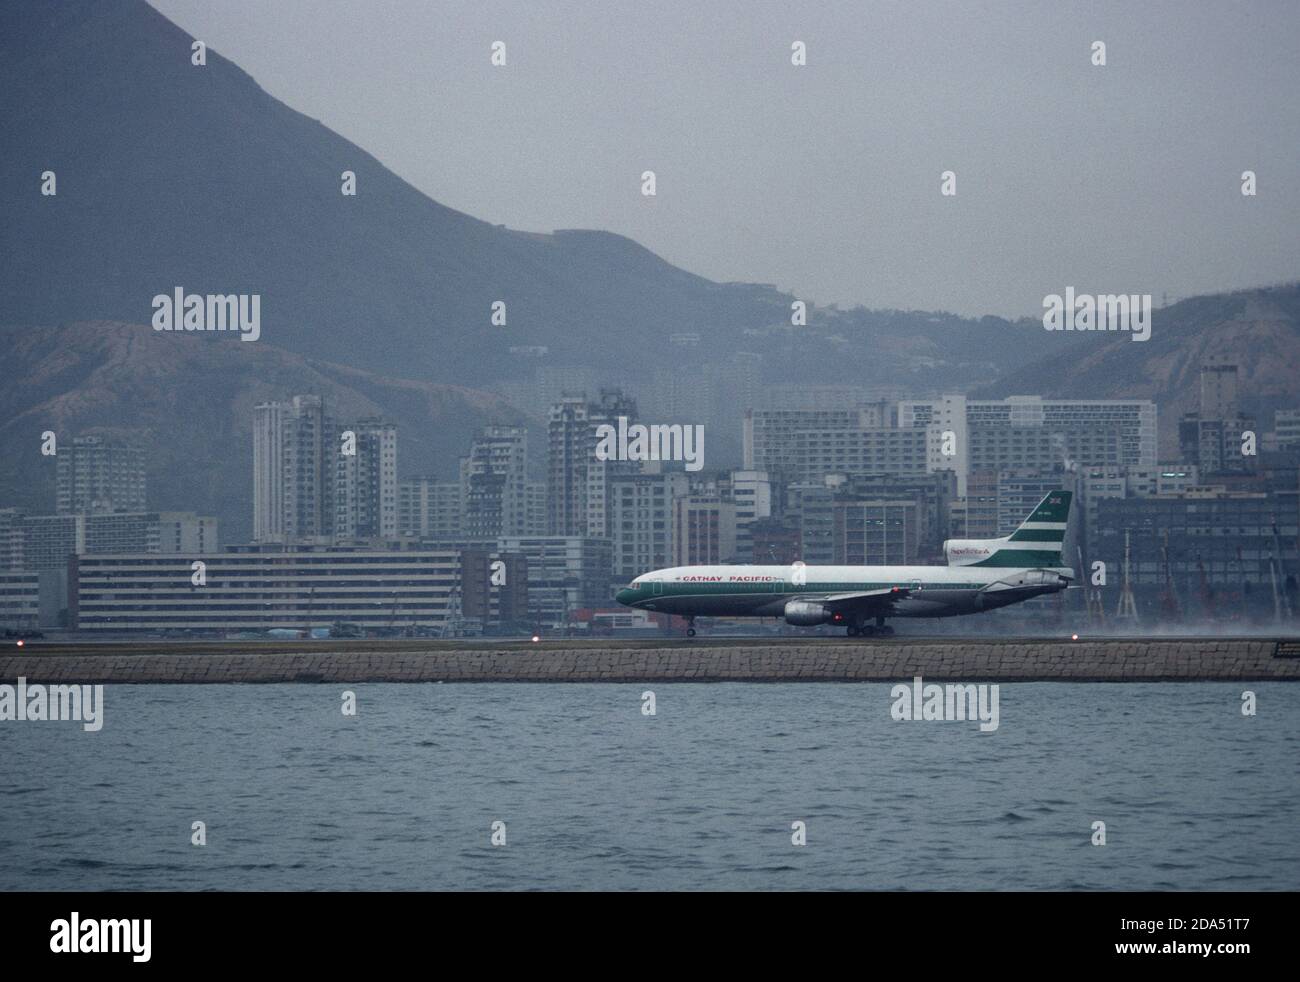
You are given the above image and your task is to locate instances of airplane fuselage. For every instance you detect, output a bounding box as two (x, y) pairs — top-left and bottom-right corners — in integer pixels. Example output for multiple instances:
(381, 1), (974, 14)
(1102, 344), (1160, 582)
(615, 564), (1071, 622)
(616, 491), (1075, 633)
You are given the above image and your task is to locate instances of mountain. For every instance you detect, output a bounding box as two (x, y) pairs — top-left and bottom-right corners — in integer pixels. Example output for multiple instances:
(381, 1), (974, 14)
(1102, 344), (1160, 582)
(972, 284), (1300, 455)
(0, 321), (531, 539)
(0, 0), (790, 386)
(0, 0), (1071, 396)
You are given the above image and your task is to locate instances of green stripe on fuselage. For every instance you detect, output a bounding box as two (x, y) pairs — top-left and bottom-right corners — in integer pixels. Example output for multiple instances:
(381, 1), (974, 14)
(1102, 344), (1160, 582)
(968, 550), (1063, 567)
(1006, 528), (1066, 542)
(626, 580), (984, 601)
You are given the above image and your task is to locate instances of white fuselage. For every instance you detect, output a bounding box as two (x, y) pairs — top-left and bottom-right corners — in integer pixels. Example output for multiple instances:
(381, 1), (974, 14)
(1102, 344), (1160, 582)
(616, 564), (1073, 621)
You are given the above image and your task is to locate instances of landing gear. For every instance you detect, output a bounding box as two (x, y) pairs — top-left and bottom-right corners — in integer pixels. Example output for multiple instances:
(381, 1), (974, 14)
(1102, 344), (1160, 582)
(848, 618), (894, 638)
(686, 618), (696, 638)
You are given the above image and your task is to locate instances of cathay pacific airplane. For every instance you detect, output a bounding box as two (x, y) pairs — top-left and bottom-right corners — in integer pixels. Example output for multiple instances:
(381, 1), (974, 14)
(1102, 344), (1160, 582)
(616, 490), (1074, 636)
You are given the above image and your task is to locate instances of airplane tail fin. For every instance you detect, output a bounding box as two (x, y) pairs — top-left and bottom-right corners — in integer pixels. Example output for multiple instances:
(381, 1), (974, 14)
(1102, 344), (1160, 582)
(945, 490), (1072, 568)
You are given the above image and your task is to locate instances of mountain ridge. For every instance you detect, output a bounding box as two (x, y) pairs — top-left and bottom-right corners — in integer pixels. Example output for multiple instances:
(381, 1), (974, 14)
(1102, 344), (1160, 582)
(0, 0), (1082, 394)
(0, 0), (798, 386)
(972, 284), (1300, 455)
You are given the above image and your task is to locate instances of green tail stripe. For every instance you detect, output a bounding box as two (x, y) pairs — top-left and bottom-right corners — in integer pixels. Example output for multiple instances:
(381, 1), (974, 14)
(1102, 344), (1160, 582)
(970, 549), (1064, 567)
(1023, 490), (1072, 525)
(1008, 528), (1067, 542)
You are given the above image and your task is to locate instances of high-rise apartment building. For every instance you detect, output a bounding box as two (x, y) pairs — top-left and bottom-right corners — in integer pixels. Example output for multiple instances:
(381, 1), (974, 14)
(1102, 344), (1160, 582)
(56, 435), (146, 515)
(609, 471), (689, 579)
(1275, 409), (1300, 452)
(1178, 360), (1256, 475)
(901, 395), (1156, 495)
(723, 469), (773, 563)
(671, 491), (738, 566)
(744, 405), (892, 481)
(254, 395), (334, 542)
(398, 477), (462, 539)
(254, 397), (396, 542)
(252, 400), (288, 542)
(335, 418), (398, 540)
(547, 389), (639, 537)
(460, 426), (528, 539)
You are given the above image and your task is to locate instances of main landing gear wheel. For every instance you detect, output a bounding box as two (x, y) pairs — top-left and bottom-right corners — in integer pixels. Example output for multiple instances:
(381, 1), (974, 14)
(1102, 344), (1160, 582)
(847, 625), (861, 637)
(687, 628), (696, 637)
(686, 619), (696, 638)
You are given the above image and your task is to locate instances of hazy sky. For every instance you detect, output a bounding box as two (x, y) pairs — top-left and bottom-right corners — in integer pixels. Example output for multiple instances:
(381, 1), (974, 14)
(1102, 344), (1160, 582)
(149, 0), (1299, 318)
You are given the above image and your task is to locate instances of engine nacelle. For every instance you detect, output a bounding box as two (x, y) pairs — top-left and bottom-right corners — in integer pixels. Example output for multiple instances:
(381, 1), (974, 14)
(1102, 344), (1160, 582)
(783, 600), (834, 626)
(983, 568), (1069, 592)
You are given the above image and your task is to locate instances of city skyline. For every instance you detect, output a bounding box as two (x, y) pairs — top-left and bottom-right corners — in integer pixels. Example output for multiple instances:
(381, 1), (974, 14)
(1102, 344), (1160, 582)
(6, 356), (1296, 637)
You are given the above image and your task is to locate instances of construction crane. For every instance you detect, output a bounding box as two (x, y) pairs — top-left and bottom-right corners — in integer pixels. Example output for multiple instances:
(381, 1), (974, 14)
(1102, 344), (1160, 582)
(1196, 557), (1215, 622)
(1270, 520), (1293, 622)
(441, 587), (467, 639)
(1115, 530), (1139, 623)
(385, 590), (400, 636)
(1159, 529), (1182, 620)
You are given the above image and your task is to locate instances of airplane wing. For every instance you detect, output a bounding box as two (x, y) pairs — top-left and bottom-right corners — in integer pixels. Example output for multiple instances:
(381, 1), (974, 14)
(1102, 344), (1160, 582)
(813, 586), (911, 615)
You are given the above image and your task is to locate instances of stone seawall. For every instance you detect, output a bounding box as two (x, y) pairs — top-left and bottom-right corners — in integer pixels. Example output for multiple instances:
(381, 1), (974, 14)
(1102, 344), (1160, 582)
(3, 639), (1298, 683)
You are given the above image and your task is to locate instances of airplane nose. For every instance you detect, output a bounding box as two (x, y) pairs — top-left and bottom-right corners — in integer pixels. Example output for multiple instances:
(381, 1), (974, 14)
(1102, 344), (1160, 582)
(616, 588), (634, 606)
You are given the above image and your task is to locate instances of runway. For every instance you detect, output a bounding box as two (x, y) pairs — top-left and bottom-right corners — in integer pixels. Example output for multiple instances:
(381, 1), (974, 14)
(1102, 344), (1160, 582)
(3, 635), (1297, 682)
(10, 633), (1300, 656)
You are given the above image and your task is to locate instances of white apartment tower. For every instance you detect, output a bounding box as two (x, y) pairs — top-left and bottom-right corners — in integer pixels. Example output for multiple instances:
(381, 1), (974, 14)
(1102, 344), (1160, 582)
(56, 435), (147, 516)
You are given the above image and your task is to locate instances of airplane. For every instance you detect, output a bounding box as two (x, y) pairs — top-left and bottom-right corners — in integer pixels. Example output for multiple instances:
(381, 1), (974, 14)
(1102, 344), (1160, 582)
(615, 490), (1074, 636)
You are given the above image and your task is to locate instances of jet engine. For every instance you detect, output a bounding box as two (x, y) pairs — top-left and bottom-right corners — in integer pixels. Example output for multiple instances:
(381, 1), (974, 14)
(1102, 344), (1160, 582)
(783, 600), (834, 626)
(982, 568), (1070, 592)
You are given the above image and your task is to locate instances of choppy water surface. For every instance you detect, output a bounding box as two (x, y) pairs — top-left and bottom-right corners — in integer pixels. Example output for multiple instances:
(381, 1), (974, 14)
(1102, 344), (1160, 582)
(2, 682), (1297, 890)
